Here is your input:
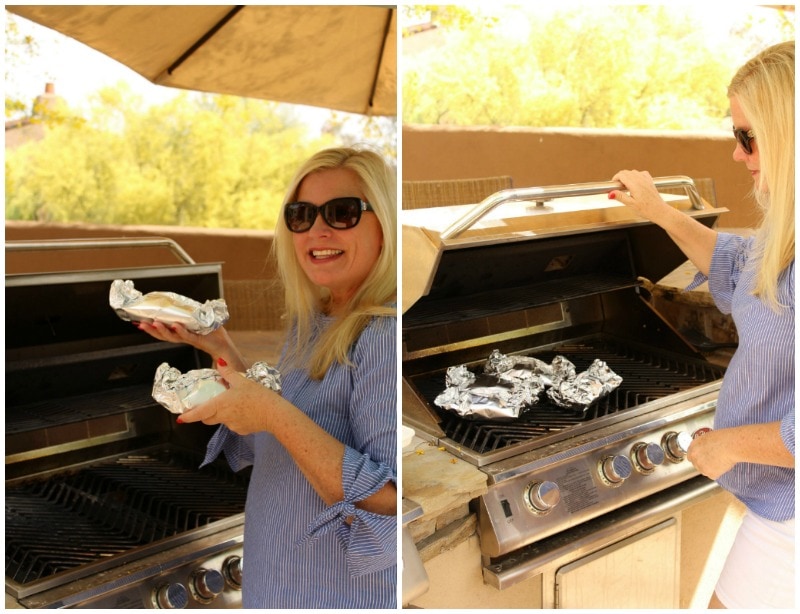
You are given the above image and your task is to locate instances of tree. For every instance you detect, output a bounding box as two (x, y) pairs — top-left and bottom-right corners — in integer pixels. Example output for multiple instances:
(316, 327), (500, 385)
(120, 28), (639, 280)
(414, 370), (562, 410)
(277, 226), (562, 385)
(5, 83), (335, 229)
(403, 5), (788, 130)
(4, 13), (40, 118)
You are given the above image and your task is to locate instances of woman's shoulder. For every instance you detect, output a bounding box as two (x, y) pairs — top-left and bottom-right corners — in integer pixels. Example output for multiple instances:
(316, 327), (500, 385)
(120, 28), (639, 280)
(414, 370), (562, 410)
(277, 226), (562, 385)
(352, 306), (396, 350)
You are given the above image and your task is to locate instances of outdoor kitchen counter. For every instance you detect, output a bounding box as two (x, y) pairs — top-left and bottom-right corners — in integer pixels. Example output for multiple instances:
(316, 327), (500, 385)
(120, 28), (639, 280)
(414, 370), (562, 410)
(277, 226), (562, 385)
(402, 434), (489, 561)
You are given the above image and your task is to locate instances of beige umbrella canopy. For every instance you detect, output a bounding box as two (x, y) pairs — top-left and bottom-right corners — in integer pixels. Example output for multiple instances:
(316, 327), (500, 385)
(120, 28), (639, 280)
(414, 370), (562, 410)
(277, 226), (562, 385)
(7, 4), (397, 116)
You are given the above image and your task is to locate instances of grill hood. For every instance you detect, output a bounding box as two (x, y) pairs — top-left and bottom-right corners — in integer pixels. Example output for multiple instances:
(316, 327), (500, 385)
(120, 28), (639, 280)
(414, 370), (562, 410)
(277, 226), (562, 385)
(403, 176), (726, 320)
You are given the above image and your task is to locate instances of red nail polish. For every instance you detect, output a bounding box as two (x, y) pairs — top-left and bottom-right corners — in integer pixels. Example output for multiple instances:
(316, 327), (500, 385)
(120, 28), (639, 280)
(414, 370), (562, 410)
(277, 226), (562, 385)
(217, 357), (227, 367)
(176, 416), (183, 424)
(608, 191), (616, 200)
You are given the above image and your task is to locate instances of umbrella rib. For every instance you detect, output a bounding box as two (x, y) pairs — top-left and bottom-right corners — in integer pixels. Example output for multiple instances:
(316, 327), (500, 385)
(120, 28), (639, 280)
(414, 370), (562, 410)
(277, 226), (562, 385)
(368, 9), (395, 113)
(165, 5), (245, 77)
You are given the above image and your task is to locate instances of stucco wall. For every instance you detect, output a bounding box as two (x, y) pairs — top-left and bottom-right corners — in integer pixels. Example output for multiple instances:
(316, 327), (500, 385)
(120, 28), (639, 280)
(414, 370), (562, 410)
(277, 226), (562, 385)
(402, 125), (760, 228)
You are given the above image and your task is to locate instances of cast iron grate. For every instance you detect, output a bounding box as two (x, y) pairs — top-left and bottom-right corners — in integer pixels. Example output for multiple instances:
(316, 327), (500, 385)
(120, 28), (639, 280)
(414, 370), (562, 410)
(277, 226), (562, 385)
(411, 336), (724, 455)
(5, 447), (249, 585)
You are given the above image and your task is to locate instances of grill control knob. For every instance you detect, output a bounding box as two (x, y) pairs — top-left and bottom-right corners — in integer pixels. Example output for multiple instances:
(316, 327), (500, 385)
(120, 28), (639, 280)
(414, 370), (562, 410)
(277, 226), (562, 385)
(693, 427), (712, 438)
(153, 582), (189, 609)
(190, 568), (225, 602)
(631, 441), (665, 474)
(223, 555), (243, 590)
(599, 454), (632, 486)
(525, 480), (561, 513)
(662, 431), (693, 462)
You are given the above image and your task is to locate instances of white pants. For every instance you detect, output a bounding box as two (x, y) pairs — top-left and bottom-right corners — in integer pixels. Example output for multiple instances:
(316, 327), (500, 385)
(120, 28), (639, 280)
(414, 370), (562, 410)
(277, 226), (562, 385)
(715, 510), (795, 609)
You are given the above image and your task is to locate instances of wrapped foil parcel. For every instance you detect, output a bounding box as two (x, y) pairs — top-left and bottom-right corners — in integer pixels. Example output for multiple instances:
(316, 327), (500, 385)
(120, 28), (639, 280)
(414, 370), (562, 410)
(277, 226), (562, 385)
(435, 349), (622, 419)
(110, 279), (229, 334)
(153, 361), (282, 414)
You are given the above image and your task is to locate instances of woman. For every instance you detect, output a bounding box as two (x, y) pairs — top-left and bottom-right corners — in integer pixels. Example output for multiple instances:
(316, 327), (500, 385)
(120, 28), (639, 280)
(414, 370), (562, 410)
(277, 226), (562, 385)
(609, 41), (794, 609)
(137, 146), (397, 608)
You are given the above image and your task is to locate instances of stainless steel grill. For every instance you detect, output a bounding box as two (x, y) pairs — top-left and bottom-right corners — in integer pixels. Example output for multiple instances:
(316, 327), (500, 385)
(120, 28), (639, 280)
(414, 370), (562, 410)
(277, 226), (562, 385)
(402, 178), (730, 585)
(6, 447), (248, 586)
(5, 238), (247, 609)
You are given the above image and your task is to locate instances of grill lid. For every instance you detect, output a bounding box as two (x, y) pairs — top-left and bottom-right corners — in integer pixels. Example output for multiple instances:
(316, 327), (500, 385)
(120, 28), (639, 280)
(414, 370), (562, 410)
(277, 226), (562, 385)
(402, 176), (726, 319)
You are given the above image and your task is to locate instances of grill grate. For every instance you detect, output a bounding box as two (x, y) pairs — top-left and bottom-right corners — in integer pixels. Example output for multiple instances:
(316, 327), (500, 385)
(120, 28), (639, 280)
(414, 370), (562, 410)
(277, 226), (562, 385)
(5, 447), (249, 585)
(411, 336), (724, 455)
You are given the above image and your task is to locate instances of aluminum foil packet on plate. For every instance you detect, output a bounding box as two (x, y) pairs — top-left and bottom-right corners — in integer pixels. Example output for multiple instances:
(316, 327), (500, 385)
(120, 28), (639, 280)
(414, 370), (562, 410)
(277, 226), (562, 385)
(110, 279), (229, 334)
(153, 360), (282, 414)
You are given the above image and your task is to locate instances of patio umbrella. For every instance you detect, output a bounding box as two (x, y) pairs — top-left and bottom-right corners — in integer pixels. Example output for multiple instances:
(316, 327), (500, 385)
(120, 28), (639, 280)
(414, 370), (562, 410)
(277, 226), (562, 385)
(7, 4), (396, 116)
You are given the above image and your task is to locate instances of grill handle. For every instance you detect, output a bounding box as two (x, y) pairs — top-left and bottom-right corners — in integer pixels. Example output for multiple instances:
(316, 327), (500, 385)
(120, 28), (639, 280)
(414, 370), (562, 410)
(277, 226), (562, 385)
(5, 236), (196, 265)
(440, 175), (704, 240)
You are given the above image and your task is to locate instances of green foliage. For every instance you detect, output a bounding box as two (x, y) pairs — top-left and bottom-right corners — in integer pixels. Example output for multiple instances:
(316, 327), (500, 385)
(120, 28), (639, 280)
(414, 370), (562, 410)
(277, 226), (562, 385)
(5, 13), (40, 118)
(5, 84), (338, 229)
(403, 5), (754, 130)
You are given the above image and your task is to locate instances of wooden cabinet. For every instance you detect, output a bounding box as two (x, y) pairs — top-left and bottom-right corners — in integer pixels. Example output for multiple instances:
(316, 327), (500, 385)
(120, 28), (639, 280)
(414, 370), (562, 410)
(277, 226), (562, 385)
(555, 519), (679, 608)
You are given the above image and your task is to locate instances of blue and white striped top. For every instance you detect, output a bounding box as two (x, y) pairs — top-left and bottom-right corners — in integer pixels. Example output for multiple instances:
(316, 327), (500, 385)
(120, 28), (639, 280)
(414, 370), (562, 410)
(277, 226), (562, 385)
(201, 312), (397, 608)
(689, 232), (795, 521)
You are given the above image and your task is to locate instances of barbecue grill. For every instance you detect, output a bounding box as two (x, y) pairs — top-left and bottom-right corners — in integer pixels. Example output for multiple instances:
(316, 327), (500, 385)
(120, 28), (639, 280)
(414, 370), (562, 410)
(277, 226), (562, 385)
(402, 177), (729, 592)
(5, 238), (248, 609)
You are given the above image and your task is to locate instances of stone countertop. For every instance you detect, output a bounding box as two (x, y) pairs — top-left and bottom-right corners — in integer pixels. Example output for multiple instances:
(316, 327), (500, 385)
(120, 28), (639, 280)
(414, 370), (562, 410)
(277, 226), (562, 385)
(402, 434), (488, 557)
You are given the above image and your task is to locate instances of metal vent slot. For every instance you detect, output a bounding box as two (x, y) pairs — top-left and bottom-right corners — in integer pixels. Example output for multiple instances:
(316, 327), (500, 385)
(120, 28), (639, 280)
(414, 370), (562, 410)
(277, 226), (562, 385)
(403, 273), (636, 329)
(6, 385), (157, 435)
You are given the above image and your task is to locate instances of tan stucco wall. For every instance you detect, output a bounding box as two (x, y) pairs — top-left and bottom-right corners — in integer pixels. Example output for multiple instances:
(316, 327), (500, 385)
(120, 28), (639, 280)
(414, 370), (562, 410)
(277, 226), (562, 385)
(402, 125), (760, 228)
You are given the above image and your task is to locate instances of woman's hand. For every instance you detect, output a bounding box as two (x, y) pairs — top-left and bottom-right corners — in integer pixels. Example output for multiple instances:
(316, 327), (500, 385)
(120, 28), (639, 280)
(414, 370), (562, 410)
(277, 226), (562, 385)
(177, 358), (278, 435)
(609, 169), (717, 276)
(134, 321), (248, 371)
(687, 421), (795, 480)
(610, 169), (668, 222)
(686, 430), (737, 480)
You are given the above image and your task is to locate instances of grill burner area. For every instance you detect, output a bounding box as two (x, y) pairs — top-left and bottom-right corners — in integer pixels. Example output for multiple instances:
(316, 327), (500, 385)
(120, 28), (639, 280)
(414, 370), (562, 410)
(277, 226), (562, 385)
(6, 447), (249, 586)
(411, 336), (724, 456)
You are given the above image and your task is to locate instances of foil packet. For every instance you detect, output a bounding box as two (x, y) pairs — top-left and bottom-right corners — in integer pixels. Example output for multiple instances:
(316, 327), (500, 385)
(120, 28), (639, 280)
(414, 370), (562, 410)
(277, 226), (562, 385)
(547, 359), (623, 410)
(434, 350), (622, 420)
(110, 279), (229, 335)
(153, 360), (282, 414)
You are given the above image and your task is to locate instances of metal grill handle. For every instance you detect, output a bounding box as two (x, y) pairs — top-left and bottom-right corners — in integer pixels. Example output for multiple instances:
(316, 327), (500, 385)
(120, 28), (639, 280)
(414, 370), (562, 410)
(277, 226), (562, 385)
(440, 175), (704, 240)
(5, 236), (195, 264)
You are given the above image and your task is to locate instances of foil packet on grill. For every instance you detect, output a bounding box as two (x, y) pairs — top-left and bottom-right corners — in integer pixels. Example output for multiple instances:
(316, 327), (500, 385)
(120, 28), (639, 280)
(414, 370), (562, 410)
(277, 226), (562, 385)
(435, 372), (538, 420)
(485, 349), (576, 387)
(435, 350), (622, 420)
(152, 360), (282, 414)
(110, 279), (229, 335)
(546, 359), (623, 410)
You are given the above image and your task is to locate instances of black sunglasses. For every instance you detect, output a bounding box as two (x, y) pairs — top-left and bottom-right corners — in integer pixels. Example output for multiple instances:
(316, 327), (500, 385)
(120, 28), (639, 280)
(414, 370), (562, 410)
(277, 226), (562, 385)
(733, 127), (755, 155)
(284, 197), (374, 233)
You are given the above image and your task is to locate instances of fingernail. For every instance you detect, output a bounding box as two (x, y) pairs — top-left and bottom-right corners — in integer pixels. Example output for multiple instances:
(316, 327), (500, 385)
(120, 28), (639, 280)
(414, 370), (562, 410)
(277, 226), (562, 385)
(217, 357), (227, 367)
(176, 416), (183, 424)
(608, 191), (616, 200)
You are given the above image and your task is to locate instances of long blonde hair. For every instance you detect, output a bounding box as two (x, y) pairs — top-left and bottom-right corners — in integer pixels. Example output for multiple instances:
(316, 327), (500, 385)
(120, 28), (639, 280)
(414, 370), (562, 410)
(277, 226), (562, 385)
(272, 146), (396, 378)
(727, 41), (795, 310)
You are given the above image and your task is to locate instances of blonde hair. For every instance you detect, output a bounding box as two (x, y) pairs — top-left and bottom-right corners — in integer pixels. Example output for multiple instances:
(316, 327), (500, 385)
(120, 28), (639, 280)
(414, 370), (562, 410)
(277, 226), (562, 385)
(272, 146), (396, 378)
(727, 40), (795, 311)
